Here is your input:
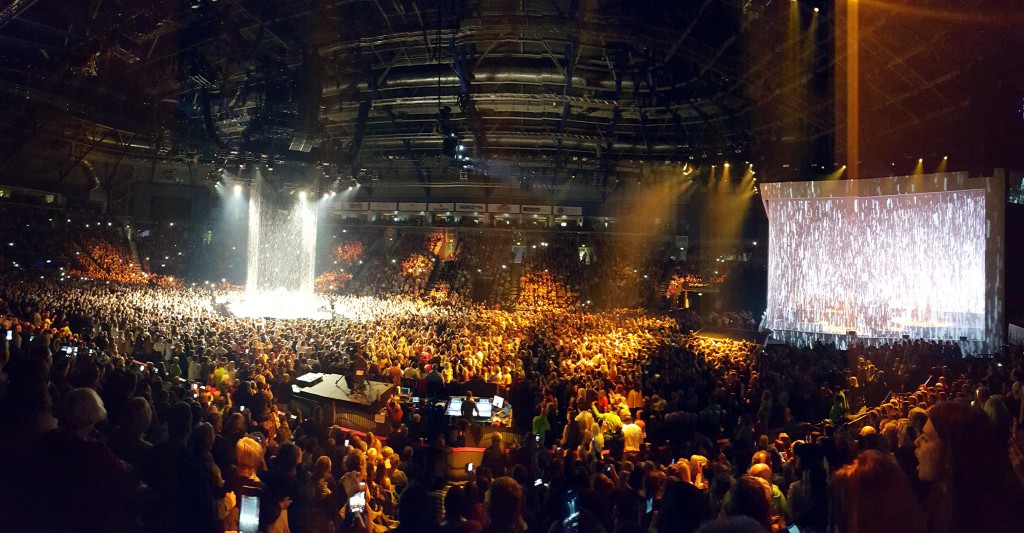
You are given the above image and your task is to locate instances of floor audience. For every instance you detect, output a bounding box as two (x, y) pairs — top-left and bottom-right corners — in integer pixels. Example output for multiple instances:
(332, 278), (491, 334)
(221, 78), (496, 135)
(0, 212), (1021, 532)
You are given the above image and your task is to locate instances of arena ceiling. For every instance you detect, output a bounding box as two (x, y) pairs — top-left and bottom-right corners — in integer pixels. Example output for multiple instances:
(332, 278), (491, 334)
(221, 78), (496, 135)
(0, 0), (1019, 196)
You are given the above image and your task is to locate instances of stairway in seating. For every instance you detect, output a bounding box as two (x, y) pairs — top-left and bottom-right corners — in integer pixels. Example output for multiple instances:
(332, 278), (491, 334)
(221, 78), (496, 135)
(127, 238), (144, 275)
(423, 260), (449, 294)
(506, 263), (523, 304)
(423, 239), (461, 294)
(345, 230), (393, 293)
(69, 240), (102, 273)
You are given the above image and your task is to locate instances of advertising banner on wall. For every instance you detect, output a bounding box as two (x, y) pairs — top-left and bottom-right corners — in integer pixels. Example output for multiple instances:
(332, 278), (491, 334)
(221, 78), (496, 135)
(487, 203), (521, 214)
(553, 206), (582, 216)
(521, 205), (552, 215)
(343, 202), (368, 211)
(370, 202), (398, 211)
(398, 202), (427, 211)
(455, 202), (487, 212)
(428, 203), (454, 212)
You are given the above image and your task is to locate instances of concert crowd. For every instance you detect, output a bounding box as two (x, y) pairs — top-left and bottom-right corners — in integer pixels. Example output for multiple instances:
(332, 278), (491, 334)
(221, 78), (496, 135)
(0, 232), (1023, 533)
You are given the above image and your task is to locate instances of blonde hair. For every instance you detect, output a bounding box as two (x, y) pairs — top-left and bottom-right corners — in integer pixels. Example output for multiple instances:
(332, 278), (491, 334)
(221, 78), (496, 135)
(236, 437), (264, 476)
(314, 456), (332, 479)
(59, 388), (107, 432)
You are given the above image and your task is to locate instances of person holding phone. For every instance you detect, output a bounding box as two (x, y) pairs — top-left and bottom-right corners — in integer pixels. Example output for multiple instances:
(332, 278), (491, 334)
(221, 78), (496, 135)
(223, 437), (286, 532)
(339, 449), (369, 509)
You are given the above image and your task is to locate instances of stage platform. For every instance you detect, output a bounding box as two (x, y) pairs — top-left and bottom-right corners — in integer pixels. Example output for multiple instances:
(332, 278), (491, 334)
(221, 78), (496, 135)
(765, 329), (989, 356)
(293, 375), (395, 414)
(695, 327), (768, 344)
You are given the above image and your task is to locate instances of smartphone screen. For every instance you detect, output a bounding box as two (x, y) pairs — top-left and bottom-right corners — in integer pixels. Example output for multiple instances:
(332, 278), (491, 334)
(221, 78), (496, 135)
(563, 491), (580, 533)
(5, 330), (11, 341)
(348, 491), (366, 514)
(239, 494), (260, 533)
(466, 462), (474, 472)
(344, 439), (350, 447)
(645, 497), (654, 514)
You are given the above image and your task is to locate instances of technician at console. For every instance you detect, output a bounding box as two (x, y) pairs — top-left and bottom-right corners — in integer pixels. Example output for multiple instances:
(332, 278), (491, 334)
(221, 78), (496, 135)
(461, 391), (479, 421)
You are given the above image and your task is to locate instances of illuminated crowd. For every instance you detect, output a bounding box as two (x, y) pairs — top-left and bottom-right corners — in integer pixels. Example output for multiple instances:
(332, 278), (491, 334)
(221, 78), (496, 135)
(0, 202), (1023, 532)
(0, 274), (1022, 533)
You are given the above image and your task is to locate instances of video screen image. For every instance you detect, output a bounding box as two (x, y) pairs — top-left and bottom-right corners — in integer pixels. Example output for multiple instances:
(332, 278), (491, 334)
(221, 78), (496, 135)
(762, 189), (985, 341)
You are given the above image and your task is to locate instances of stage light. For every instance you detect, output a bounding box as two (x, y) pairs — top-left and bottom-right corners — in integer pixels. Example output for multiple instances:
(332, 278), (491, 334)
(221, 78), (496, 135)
(234, 184), (242, 195)
(814, 7), (819, 12)
(299, 190), (307, 200)
(724, 162), (730, 168)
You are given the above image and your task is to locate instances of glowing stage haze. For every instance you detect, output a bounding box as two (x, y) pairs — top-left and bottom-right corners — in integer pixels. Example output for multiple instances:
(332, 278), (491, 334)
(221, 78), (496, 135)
(760, 176), (988, 347)
(228, 173), (330, 319)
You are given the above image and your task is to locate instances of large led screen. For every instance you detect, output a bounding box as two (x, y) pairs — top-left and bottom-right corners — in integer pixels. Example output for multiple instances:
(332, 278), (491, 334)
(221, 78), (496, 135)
(762, 188), (986, 341)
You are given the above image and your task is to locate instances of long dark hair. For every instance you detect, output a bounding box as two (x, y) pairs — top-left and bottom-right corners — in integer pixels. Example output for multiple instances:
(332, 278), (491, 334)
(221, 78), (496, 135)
(926, 401), (1024, 533)
(828, 450), (924, 533)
